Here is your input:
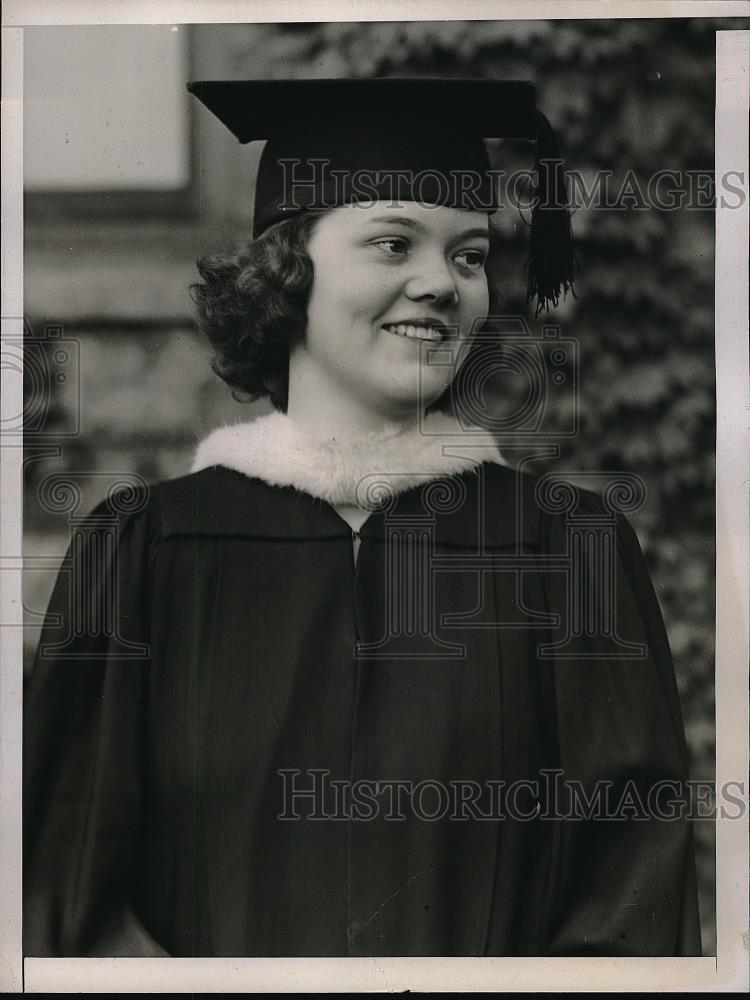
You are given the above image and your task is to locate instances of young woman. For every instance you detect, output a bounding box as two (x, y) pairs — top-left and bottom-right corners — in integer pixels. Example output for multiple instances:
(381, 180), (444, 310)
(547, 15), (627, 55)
(24, 78), (701, 958)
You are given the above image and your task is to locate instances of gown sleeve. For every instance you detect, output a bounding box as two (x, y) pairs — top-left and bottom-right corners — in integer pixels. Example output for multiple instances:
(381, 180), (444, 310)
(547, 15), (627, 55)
(23, 488), (168, 956)
(540, 488), (703, 956)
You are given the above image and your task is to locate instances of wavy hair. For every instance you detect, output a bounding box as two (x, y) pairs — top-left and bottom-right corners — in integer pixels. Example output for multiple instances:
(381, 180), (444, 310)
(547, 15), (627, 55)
(191, 211), (503, 415)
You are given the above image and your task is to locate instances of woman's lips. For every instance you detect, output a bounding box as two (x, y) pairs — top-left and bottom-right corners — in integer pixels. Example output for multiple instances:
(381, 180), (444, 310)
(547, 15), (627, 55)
(382, 322), (446, 342)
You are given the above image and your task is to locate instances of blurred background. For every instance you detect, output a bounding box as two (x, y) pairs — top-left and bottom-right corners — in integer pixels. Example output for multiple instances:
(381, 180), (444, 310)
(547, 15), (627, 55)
(23, 17), (741, 954)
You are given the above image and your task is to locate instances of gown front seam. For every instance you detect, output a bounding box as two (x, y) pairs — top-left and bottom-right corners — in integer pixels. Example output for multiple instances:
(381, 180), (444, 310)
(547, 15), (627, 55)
(345, 536), (363, 957)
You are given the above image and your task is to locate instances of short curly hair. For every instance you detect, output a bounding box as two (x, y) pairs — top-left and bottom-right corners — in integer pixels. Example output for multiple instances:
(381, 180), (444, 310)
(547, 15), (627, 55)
(191, 211), (502, 414)
(191, 213), (320, 412)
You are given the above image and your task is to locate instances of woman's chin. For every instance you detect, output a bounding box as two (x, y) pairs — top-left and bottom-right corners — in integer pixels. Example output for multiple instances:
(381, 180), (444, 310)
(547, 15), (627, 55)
(375, 381), (450, 416)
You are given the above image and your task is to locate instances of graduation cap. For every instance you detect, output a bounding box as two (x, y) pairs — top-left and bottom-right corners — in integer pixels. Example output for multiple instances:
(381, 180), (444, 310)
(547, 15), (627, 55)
(187, 78), (575, 313)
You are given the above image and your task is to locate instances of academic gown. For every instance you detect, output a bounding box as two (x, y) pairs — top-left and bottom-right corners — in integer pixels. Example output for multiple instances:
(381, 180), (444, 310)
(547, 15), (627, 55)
(23, 461), (702, 957)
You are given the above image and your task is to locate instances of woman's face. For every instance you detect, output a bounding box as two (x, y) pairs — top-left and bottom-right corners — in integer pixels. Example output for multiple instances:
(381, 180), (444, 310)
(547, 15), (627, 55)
(296, 200), (491, 420)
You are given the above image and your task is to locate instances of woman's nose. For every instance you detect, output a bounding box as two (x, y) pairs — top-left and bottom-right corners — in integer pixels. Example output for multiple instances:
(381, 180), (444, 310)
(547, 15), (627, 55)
(404, 254), (459, 306)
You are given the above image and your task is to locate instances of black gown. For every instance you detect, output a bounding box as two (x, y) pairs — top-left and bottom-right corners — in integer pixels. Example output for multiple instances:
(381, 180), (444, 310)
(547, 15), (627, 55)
(23, 461), (702, 957)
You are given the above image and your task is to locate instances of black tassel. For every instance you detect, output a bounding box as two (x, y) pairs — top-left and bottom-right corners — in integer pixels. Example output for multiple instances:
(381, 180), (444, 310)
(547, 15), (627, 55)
(525, 110), (577, 315)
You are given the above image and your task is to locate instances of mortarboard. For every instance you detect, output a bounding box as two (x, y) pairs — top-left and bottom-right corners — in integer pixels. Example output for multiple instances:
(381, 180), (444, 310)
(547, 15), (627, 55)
(187, 78), (575, 313)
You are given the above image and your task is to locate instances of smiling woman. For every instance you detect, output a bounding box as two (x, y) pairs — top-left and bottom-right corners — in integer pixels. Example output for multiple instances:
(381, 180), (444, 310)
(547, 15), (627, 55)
(290, 203), (491, 431)
(23, 77), (701, 958)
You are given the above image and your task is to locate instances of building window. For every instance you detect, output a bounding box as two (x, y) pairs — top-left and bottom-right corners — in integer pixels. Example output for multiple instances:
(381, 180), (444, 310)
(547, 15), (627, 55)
(24, 24), (193, 215)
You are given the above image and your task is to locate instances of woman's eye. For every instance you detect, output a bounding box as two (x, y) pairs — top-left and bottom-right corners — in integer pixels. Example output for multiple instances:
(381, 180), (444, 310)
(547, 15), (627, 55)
(372, 238), (410, 257)
(454, 249), (487, 271)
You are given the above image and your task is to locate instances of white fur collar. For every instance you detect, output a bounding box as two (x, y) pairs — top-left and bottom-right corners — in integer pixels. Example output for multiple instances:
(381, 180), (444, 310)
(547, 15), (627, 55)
(191, 411), (506, 506)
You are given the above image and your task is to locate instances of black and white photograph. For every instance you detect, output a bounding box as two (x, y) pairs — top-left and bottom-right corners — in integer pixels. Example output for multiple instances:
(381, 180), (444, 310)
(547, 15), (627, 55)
(2, 1), (748, 993)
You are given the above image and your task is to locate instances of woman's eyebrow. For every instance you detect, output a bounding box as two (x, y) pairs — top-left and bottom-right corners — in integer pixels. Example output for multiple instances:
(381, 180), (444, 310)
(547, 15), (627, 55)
(454, 228), (491, 241)
(365, 215), (422, 231)
(364, 216), (490, 241)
